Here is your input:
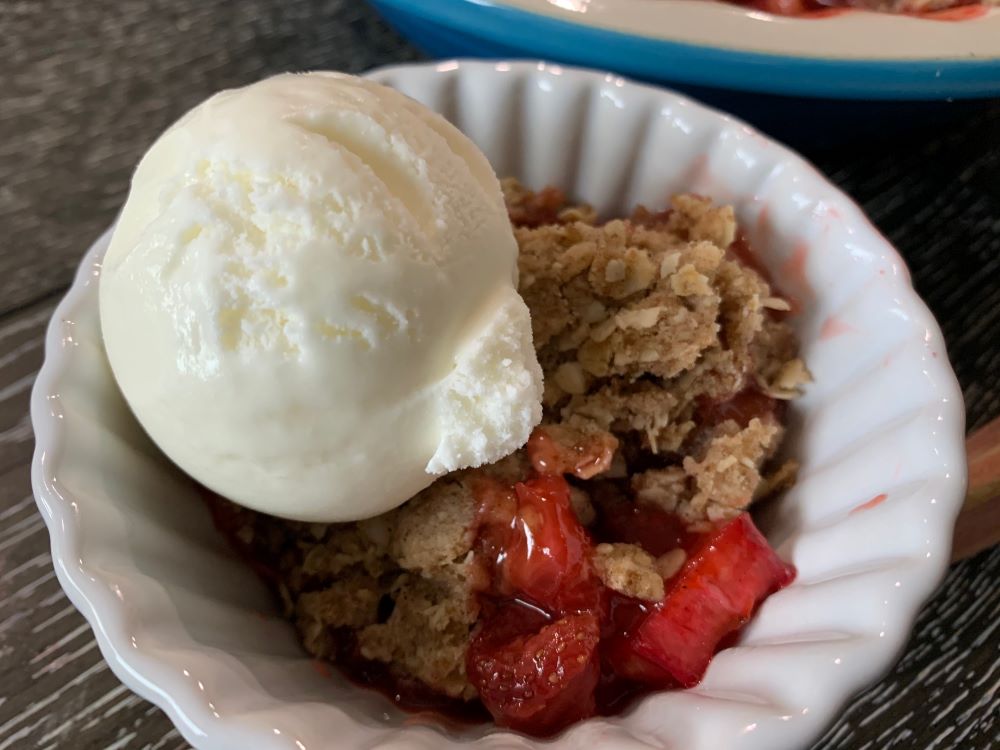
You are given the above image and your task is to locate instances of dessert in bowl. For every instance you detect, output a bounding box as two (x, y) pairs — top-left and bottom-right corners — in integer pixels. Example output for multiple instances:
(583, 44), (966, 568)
(206, 175), (808, 735)
(31, 61), (965, 750)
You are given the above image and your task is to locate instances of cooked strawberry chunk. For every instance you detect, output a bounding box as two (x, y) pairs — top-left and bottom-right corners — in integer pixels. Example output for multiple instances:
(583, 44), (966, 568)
(608, 513), (794, 687)
(500, 476), (603, 614)
(468, 606), (601, 735)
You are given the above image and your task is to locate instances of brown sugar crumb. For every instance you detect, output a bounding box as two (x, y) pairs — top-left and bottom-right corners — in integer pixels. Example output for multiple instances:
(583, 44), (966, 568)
(212, 181), (808, 703)
(681, 418), (783, 522)
(667, 194), (738, 249)
(296, 574), (382, 632)
(511, 186), (808, 447)
(632, 466), (690, 514)
(753, 317), (811, 400)
(389, 477), (476, 572)
(593, 543), (665, 602)
(208, 477), (482, 700)
(756, 458), (800, 500)
(358, 574), (478, 700)
(562, 380), (693, 455)
(762, 357), (811, 400)
(656, 549), (688, 580)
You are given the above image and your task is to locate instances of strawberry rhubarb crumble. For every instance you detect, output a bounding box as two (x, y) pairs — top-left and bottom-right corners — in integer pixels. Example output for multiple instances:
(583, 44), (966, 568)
(209, 182), (811, 736)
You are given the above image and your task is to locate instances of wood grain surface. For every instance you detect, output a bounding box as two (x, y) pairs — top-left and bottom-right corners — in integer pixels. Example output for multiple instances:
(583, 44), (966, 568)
(1, 1), (997, 748)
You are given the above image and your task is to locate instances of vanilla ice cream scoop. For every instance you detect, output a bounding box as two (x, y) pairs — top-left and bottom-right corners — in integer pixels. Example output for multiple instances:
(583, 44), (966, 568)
(100, 72), (543, 522)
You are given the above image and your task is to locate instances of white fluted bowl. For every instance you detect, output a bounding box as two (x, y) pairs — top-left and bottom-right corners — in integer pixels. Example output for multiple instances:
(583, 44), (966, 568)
(31, 61), (966, 750)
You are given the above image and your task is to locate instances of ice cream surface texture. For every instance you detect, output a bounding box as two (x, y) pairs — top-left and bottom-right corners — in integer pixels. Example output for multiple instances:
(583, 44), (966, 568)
(99, 72), (543, 522)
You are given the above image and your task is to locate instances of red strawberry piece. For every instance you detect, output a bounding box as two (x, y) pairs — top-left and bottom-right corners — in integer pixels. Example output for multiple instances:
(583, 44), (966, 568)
(607, 513), (794, 687)
(468, 606), (601, 735)
(501, 476), (603, 615)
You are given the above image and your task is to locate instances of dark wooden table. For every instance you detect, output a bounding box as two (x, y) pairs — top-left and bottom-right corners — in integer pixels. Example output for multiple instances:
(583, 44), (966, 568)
(1, 1), (998, 748)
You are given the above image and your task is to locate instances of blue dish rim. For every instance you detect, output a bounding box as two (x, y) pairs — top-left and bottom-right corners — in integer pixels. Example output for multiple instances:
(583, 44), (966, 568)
(370, 0), (1000, 100)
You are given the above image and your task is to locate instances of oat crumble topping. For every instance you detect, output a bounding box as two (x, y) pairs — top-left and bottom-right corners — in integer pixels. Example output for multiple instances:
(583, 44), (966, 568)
(592, 543), (665, 602)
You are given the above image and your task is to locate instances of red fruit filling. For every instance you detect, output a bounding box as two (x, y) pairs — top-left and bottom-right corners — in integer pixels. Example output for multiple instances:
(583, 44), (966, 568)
(606, 513), (795, 688)
(468, 606), (601, 736)
(471, 474), (604, 615)
(598, 500), (693, 558)
(468, 475), (605, 733)
(466, 471), (794, 735)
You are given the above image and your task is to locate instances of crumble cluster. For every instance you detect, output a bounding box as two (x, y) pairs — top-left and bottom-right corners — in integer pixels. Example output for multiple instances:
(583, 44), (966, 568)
(212, 181), (810, 700)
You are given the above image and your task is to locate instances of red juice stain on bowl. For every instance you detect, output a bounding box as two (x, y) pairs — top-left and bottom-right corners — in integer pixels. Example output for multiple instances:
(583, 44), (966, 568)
(311, 659), (332, 678)
(684, 154), (712, 190)
(780, 242), (813, 300)
(852, 493), (889, 514)
(819, 315), (856, 340)
(754, 206), (773, 250)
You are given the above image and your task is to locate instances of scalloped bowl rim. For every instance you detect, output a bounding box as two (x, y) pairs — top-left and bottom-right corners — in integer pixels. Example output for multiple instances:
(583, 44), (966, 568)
(31, 60), (967, 750)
